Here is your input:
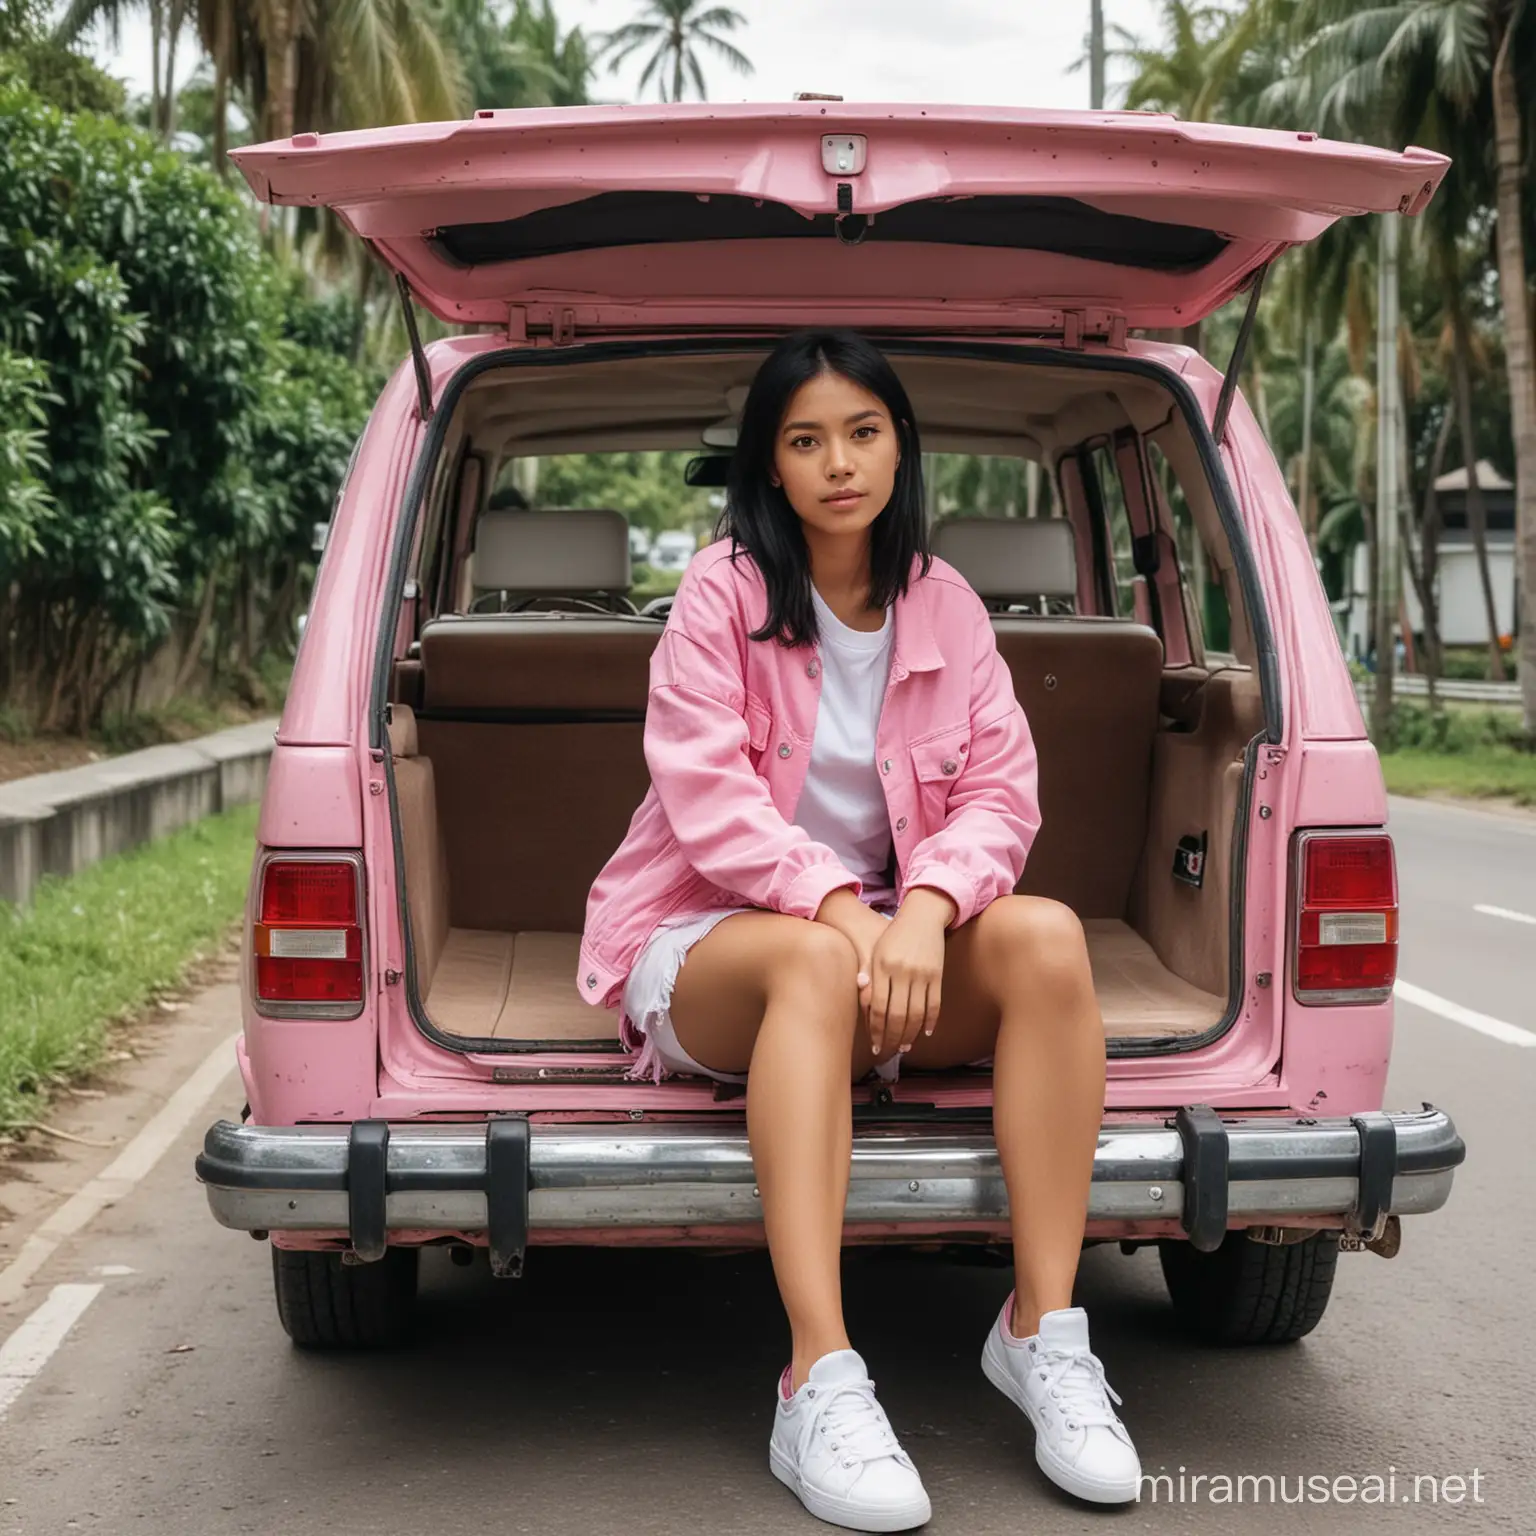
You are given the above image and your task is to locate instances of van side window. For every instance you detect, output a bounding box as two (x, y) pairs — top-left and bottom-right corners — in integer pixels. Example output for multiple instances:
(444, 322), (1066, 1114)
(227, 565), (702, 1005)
(1082, 445), (1138, 619)
(1148, 441), (1231, 654)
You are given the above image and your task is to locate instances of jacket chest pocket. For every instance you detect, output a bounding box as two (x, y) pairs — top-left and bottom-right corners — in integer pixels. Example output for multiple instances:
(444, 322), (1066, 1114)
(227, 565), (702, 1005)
(909, 725), (970, 826)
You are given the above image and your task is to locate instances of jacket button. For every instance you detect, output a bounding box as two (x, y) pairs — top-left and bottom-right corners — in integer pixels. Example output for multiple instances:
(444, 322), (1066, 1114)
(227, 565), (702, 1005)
(778, 743), (792, 758)
(807, 660), (820, 679)
(895, 816), (908, 832)
(942, 758), (958, 775)
(881, 759), (892, 774)
(585, 973), (598, 989)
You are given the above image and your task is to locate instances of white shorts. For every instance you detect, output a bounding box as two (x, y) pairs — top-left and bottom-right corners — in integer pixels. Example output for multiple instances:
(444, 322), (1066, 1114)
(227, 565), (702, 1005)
(620, 902), (900, 1085)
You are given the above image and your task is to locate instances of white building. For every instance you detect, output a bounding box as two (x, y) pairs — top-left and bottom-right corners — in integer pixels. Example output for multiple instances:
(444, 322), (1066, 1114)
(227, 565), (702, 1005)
(1342, 460), (1518, 660)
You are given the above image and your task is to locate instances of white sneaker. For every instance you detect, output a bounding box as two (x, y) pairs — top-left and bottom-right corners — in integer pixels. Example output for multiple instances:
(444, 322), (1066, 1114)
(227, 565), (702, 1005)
(769, 1349), (932, 1532)
(981, 1296), (1141, 1504)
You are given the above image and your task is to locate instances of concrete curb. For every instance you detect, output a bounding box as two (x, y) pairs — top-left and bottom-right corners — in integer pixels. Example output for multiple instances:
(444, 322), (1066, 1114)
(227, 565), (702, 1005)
(0, 720), (278, 906)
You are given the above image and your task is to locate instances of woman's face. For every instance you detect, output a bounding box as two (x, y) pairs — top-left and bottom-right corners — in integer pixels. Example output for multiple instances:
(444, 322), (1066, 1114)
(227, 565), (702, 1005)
(771, 369), (901, 542)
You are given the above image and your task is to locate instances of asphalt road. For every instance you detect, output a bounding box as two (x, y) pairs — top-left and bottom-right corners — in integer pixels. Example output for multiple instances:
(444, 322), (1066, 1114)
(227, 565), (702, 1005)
(2, 797), (1533, 1534)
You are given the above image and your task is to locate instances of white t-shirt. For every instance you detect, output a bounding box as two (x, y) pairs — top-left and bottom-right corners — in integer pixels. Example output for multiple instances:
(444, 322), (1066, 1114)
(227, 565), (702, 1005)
(793, 586), (897, 905)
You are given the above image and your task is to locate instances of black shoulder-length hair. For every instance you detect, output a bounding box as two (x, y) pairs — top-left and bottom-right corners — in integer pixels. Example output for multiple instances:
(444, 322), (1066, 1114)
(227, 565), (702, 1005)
(715, 329), (931, 647)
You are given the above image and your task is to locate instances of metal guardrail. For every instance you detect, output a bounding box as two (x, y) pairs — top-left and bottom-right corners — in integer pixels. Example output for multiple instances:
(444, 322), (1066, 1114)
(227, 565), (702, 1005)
(1356, 674), (1521, 704)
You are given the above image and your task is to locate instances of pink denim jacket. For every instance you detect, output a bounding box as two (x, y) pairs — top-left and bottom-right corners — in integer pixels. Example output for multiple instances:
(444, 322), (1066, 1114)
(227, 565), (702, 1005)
(577, 539), (1041, 1017)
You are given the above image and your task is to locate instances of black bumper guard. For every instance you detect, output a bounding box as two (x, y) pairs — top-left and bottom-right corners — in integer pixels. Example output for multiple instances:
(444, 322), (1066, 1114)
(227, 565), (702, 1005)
(346, 1115), (530, 1277)
(1173, 1103), (1400, 1250)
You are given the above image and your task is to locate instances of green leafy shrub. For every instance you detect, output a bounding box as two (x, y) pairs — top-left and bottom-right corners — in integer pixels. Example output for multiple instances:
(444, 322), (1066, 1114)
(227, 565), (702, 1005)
(0, 80), (372, 730)
(1383, 702), (1535, 755)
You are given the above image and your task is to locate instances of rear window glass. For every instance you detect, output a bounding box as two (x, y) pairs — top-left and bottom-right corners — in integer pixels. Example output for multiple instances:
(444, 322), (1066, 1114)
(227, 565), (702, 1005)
(433, 192), (1226, 273)
(927, 454), (1056, 522)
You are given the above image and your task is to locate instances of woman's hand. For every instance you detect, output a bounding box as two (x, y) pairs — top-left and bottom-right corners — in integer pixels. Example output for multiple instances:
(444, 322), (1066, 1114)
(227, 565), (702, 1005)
(867, 887), (958, 1057)
(814, 888), (890, 1047)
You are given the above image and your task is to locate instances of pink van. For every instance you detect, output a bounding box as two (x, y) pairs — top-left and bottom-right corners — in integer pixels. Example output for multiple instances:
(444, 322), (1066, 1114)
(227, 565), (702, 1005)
(195, 102), (1465, 1350)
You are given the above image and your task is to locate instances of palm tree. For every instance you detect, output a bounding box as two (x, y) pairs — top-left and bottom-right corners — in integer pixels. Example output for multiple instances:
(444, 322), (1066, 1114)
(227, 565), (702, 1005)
(442, 0), (593, 112)
(1114, 2), (1232, 123)
(60, 1), (466, 158)
(597, 0), (751, 103)
(1261, 0), (1535, 715)
(54, 0), (187, 135)
(1112, 2), (1249, 352)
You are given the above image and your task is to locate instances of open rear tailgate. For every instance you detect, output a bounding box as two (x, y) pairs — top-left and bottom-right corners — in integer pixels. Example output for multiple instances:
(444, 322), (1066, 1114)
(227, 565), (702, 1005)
(231, 103), (1447, 331)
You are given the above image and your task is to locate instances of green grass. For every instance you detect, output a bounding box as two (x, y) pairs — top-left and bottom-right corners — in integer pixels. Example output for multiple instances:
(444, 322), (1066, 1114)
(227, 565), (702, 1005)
(1374, 702), (1536, 807)
(0, 804), (258, 1130)
(1380, 748), (1536, 806)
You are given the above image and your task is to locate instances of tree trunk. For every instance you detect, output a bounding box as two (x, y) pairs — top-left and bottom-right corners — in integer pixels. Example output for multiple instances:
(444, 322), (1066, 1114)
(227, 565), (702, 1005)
(266, 0), (300, 141)
(1371, 213), (1401, 743)
(1491, 0), (1535, 731)
(212, 0), (230, 177)
(174, 567), (221, 693)
(1448, 288), (1508, 680)
(150, 0), (164, 138)
(1416, 407), (1454, 702)
(164, 0), (185, 141)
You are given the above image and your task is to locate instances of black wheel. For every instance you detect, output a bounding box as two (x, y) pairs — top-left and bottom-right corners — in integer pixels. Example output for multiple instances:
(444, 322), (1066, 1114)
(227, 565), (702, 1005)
(271, 1246), (420, 1349)
(1158, 1230), (1340, 1345)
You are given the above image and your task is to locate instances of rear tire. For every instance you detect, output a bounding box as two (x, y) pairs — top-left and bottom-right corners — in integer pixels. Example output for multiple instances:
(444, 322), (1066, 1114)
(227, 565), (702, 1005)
(271, 1246), (420, 1349)
(1158, 1230), (1339, 1345)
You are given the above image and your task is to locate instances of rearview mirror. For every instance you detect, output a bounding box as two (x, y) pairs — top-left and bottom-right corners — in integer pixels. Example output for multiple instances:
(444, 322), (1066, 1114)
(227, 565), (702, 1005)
(684, 455), (732, 488)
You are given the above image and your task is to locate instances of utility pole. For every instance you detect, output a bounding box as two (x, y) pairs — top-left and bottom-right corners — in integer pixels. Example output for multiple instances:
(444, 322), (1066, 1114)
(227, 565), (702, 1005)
(1371, 212), (1401, 741)
(1090, 0), (1106, 109)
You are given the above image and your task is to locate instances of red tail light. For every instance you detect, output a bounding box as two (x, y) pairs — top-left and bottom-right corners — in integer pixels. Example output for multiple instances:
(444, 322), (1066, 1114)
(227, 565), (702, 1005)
(1292, 833), (1398, 1004)
(253, 854), (365, 1015)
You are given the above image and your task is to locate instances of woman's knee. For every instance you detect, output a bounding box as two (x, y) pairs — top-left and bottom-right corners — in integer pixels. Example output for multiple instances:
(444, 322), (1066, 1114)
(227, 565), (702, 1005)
(977, 895), (1092, 996)
(766, 921), (860, 1017)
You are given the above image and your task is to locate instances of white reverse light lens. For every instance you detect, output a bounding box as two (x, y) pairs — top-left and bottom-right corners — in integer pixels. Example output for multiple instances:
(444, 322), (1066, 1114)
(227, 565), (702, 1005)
(268, 928), (349, 960)
(1318, 912), (1388, 946)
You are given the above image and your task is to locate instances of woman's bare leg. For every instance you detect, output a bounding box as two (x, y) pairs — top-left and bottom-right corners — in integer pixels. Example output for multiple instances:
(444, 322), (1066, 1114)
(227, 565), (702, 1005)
(904, 895), (1106, 1338)
(666, 913), (864, 1388)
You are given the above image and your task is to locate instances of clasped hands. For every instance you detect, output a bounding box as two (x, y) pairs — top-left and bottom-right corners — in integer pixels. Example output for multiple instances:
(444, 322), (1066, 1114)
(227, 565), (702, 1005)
(814, 885), (958, 1059)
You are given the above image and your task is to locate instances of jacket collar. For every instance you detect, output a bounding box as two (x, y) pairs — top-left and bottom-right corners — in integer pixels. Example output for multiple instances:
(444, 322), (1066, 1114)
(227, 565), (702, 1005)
(892, 559), (945, 675)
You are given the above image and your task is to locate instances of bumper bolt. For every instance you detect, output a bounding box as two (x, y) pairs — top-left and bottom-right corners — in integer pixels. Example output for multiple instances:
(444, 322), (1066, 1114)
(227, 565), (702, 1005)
(1148, 1186), (1164, 1202)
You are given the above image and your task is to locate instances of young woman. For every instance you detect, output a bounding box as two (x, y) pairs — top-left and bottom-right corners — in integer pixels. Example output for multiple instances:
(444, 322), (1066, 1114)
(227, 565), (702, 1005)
(579, 330), (1140, 1530)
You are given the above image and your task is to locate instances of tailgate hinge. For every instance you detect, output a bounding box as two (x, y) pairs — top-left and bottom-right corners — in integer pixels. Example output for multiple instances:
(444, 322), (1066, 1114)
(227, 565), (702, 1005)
(1057, 309), (1127, 351)
(393, 273), (434, 422)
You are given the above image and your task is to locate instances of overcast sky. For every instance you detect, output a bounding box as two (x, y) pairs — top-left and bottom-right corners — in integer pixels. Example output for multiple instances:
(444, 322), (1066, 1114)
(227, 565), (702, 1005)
(84, 0), (1167, 117)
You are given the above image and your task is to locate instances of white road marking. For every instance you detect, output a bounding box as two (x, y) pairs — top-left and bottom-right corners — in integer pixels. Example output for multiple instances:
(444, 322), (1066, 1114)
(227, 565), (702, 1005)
(0, 1284), (103, 1421)
(1474, 903), (1536, 927)
(0, 1032), (239, 1307)
(1395, 980), (1536, 1048)
(90, 1265), (137, 1278)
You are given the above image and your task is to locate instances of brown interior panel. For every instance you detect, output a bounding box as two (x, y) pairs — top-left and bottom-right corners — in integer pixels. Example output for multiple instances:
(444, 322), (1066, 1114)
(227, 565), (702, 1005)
(994, 619), (1163, 917)
(415, 718), (652, 934)
(1131, 668), (1262, 995)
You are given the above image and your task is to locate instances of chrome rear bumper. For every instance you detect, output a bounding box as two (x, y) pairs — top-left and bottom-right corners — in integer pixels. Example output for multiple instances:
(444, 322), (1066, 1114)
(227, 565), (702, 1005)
(197, 1106), (1463, 1268)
